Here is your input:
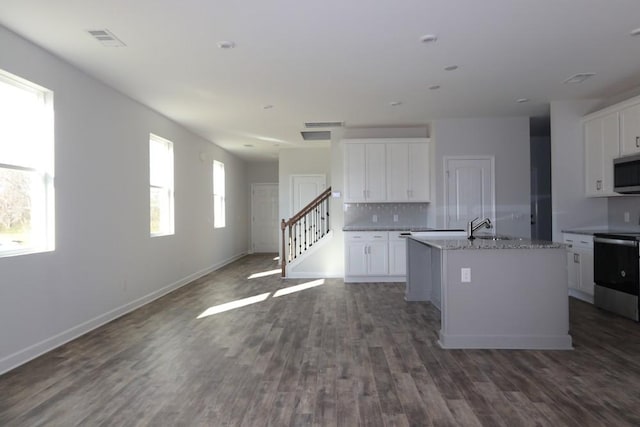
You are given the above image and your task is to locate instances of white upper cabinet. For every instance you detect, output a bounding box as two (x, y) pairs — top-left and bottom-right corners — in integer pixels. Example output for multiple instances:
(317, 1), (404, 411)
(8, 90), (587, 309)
(344, 142), (386, 202)
(386, 142), (431, 202)
(408, 143), (430, 201)
(584, 112), (619, 197)
(620, 103), (640, 156)
(344, 138), (430, 203)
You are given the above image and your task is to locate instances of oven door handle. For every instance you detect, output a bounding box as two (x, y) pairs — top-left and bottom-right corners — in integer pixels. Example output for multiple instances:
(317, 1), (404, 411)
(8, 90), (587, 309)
(594, 236), (639, 247)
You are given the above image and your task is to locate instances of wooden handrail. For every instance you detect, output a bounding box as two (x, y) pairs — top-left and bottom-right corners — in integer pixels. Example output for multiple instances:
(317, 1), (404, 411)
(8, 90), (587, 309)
(281, 187), (331, 277)
(286, 187), (332, 226)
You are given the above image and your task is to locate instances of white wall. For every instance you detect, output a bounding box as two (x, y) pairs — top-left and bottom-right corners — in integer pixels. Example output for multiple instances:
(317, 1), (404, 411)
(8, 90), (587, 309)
(432, 117), (531, 237)
(278, 147), (331, 222)
(0, 25), (248, 374)
(550, 100), (607, 241)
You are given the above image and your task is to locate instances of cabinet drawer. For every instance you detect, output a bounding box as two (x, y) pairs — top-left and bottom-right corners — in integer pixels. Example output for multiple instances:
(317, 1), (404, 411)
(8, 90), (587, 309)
(345, 231), (389, 241)
(389, 231), (411, 241)
(563, 233), (593, 248)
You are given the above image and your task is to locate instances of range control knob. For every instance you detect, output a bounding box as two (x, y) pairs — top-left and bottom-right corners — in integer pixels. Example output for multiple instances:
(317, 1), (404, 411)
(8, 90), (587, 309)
(621, 270), (626, 278)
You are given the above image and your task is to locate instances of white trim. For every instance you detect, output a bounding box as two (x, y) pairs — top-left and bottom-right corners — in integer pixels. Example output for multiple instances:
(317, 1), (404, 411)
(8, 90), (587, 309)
(0, 251), (246, 375)
(342, 138), (430, 144)
(438, 332), (573, 350)
(442, 156), (496, 230)
(568, 288), (594, 304)
(285, 272), (343, 279)
(344, 276), (406, 283)
(250, 182), (279, 254)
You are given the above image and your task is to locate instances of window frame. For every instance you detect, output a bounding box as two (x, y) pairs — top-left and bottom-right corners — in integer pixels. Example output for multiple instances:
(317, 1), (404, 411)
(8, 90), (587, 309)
(149, 133), (175, 237)
(212, 160), (225, 229)
(0, 70), (55, 257)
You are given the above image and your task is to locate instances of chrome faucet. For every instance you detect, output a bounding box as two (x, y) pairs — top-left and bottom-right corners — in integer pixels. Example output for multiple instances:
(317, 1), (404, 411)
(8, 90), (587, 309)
(467, 217), (492, 240)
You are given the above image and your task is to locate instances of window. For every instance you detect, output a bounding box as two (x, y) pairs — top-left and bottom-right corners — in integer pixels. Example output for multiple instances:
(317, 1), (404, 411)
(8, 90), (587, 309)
(213, 160), (225, 228)
(0, 70), (54, 256)
(149, 134), (174, 236)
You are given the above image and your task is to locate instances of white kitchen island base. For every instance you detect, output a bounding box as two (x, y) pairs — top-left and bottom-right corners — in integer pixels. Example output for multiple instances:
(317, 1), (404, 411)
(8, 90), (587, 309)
(407, 237), (573, 350)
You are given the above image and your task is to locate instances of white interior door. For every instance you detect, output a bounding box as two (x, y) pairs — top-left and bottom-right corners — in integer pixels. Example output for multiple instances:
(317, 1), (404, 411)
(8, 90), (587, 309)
(290, 175), (326, 216)
(251, 183), (279, 253)
(444, 157), (495, 230)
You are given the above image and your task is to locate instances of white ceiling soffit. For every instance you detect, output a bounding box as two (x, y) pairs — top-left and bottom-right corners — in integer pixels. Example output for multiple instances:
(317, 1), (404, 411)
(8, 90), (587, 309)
(1, 1), (640, 160)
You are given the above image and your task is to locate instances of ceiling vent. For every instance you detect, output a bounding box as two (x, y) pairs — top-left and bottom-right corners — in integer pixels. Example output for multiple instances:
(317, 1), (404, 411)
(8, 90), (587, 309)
(301, 131), (331, 141)
(304, 121), (343, 128)
(563, 73), (595, 84)
(86, 29), (126, 47)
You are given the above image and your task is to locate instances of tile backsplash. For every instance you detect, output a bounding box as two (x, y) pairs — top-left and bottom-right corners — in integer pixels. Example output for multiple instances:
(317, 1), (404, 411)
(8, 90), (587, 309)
(344, 203), (429, 228)
(608, 196), (640, 231)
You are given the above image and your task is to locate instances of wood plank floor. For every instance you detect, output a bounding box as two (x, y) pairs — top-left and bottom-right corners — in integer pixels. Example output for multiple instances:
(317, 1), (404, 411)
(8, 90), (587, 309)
(2, 254), (640, 426)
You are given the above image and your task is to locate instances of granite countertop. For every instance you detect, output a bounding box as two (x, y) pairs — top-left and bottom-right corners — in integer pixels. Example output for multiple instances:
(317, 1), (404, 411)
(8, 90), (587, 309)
(562, 227), (640, 235)
(409, 235), (565, 250)
(343, 226), (434, 232)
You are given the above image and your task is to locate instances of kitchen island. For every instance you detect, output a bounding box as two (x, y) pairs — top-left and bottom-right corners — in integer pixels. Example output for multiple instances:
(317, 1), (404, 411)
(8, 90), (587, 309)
(407, 235), (572, 350)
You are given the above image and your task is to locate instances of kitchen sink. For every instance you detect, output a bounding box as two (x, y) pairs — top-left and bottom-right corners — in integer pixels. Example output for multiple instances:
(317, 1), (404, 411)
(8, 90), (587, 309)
(475, 235), (513, 241)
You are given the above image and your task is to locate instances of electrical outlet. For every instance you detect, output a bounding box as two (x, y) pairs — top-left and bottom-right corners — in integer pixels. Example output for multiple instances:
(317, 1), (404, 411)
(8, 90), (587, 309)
(461, 268), (471, 283)
(624, 212), (630, 223)
(372, 214), (378, 223)
(393, 214), (399, 222)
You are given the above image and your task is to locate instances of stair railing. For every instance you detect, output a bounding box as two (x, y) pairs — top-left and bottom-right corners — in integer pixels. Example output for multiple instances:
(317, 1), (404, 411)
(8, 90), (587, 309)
(281, 187), (331, 277)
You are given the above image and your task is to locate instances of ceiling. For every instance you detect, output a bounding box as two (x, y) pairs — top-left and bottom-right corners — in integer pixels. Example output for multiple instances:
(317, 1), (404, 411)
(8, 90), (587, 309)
(1, 1), (640, 161)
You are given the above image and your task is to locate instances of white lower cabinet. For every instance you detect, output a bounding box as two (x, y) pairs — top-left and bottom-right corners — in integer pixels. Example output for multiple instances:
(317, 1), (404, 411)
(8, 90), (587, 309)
(563, 233), (594, 302)
(345, 231), (409, 281)
(389, 232), (407, 276)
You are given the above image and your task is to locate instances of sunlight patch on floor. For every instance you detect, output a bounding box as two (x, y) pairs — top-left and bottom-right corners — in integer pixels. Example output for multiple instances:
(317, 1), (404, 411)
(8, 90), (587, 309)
(197, 292), (271, 318)
(247, 268), (281, 279)
(273, 279), (325, 298)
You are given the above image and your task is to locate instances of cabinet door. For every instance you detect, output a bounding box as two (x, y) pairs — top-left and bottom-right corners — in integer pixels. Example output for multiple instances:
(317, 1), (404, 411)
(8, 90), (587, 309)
(389, 239), (407, 275)
(621, 103), (640, 156)
(584, 117), (605, 196)
(344, 144), (366, 202)
(345, 240), (368, 276)
(365, 144), (386, 201)
(386, 143), (409, 201)
(579, 248), (594, 296)
(408, 143), (430, 201)
(567, 250), (581, 291)
(367, 240), (389, 275)
(584, 113), (620, 196)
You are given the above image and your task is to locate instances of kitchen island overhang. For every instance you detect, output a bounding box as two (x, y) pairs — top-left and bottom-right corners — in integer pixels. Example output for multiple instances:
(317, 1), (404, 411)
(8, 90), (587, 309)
(406, 236), (573, 350)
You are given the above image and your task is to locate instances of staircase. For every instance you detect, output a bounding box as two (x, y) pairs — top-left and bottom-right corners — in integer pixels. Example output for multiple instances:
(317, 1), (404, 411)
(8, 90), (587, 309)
(280, 187), (331, 277)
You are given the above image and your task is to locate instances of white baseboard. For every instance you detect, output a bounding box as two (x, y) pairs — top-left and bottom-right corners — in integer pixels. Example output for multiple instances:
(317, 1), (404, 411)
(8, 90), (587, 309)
(344, 275), (406, 283)
(438, 332), (573, 350)
(568, 289), (594, 304)
(285, 272), (343, 279)
(0, 252), (246, 376)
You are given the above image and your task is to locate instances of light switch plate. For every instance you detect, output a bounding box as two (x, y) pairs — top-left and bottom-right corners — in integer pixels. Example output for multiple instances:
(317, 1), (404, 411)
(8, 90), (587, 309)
(624, 212), (630, 223)
(461, 268), (471, 283)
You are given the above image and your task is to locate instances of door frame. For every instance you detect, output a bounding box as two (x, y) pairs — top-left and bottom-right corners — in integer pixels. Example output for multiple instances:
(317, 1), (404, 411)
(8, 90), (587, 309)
(250, 182), (279, 254)
(443, 156), (496, 229)
(289, 174), (326, 217)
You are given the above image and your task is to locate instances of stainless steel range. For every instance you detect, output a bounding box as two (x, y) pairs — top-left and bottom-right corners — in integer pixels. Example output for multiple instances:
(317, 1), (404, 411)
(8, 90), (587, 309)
(593, 232), (640, 321)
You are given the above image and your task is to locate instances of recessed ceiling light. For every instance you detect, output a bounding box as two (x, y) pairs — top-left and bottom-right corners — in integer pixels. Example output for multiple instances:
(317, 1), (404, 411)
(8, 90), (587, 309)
(429, 85), (441, 90)
(262, 104), (274, 110)
(563, 73), (595, 84)
(217, 40), (236, 49)
(420, 34), (438, 44)
(444, 65), (458, 71)
(390, 101), (402, 106)
(630, 28), (640, 36)
(516, 98), (529, 103)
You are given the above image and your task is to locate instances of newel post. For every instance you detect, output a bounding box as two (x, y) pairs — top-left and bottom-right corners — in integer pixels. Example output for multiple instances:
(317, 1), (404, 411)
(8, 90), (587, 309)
(281, 219), (287, 277)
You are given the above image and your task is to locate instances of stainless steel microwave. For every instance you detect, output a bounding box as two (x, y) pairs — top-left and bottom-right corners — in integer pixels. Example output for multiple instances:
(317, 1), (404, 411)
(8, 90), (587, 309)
(614, 154), (640, 194)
